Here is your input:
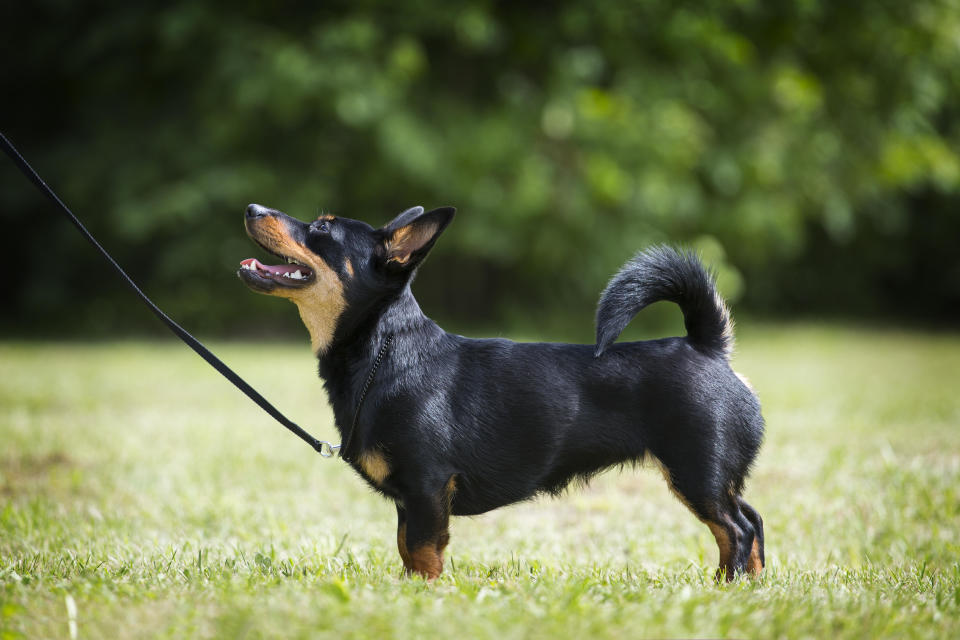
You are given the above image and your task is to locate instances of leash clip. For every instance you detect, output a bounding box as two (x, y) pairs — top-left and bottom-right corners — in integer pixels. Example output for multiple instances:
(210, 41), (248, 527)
(318, 441), (341, 458)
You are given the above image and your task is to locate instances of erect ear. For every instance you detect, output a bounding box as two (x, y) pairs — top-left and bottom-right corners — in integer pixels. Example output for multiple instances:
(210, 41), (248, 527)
(379, 206), (455, 268)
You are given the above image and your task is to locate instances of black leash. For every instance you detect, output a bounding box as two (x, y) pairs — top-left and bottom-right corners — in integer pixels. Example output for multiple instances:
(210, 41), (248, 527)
(339, 333), (394, 461)
(0, 132), (387, 459)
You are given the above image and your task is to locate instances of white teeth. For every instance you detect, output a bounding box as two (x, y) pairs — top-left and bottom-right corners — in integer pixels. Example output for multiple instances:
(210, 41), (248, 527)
(242, 260), (307, 279)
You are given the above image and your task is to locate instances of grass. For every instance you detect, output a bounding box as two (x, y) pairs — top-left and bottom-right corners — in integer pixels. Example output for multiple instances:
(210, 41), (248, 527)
(1, 324), (959, 639)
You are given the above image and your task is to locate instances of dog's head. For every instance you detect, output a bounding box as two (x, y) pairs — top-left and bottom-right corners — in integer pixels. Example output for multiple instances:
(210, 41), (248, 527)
(239, 204), (454, 354)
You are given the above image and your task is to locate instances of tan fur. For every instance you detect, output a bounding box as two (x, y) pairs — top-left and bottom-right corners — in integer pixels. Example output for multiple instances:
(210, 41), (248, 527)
(655, 459), (698, 514)
(655, 459), (742, 582)
(291, 269), (346, 355)
(747, 537), (763, 576)
(397, 522), (412, 567)
(247, 216), (347, 354)
(358, 449), (390, 485)
(444, 475), (457, 509)
(707, 521), (733, 579)
(408, 544), (444, 579)
(397, 476), (456, 579)
(344, 258), (354, 278)
(385, 222), (438, 264)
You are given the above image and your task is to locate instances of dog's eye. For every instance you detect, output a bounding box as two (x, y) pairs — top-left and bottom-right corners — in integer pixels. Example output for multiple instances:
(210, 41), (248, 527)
(312, 220), (331, 234)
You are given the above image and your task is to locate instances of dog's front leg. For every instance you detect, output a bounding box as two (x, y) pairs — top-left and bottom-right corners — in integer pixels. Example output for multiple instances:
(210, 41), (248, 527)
(395, 475), (456, 580)
(395, 503), (413, 570)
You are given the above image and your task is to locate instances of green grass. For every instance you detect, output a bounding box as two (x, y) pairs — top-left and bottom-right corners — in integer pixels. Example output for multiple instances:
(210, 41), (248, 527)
(2, 324), (959, 639)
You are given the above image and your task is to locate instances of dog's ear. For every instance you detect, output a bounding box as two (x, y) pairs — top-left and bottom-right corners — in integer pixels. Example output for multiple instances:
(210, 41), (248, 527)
(378, 206), (455, 269)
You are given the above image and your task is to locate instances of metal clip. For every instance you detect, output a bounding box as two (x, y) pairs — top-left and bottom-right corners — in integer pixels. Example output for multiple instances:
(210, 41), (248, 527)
(318, 441), (341, 458)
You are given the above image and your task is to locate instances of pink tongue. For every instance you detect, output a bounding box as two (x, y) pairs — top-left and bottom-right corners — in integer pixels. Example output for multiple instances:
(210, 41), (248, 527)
(240, 258), (313, 277)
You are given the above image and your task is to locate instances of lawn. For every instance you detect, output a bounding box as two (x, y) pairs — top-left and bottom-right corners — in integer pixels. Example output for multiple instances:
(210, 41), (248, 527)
(1, 325), (959, 639)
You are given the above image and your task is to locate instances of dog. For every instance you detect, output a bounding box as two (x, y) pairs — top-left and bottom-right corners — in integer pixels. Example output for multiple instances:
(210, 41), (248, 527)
(238, 203), (765, 581)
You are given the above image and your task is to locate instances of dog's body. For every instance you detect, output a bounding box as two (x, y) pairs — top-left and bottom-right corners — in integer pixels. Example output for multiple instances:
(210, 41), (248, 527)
(239, 204), (765, 581)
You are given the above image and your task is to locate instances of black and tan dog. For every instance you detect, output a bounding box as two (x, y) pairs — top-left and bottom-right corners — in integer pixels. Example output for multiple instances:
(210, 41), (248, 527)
(238, 203), (765, 581)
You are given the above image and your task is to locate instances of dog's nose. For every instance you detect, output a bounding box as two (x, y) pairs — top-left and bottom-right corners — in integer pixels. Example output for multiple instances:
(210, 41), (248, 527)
(246, 203), (268, 219)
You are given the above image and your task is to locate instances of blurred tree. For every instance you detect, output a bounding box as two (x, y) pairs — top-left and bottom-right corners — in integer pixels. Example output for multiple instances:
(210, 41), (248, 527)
(2, 0), (958, 337)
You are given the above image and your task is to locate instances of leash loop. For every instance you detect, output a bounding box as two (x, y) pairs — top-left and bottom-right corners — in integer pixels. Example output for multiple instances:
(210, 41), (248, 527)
(319, 442), (340, 458)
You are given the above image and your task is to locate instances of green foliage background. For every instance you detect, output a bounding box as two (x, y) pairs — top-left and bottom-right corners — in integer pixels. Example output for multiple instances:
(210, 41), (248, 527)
(3, 0), (959, 336)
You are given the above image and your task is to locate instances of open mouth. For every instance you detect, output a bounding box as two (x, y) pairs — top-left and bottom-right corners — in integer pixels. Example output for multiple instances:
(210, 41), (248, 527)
(239, 253), (315, 287)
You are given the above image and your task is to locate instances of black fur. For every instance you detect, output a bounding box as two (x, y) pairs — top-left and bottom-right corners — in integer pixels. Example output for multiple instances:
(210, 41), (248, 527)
(239, 204), (766, 581)
(595, 246), (733, 358)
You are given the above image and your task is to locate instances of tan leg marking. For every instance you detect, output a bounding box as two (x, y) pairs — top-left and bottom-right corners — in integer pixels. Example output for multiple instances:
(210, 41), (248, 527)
(397, 522), (412, 569)
(654, 460), (748, 582)
(434, 475), (457, 564)
(747, 536), (763, 576)
(399, 476), (457, 580)
(408, 544), (444, 580)
(444, 475), (457, 510)
(655, 460), (698, 513)
(707, 521), (735, 582)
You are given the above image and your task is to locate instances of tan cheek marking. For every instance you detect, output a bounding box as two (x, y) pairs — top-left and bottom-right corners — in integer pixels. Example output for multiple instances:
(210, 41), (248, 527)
(283, 261), (346, 355)
(245, 218), (346, 354)
(344, 259), (354, 278)
(358, 450), (390, 485)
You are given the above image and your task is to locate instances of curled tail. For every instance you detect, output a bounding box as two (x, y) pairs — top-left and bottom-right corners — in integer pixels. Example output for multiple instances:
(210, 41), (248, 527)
(594, 246), (733, 358)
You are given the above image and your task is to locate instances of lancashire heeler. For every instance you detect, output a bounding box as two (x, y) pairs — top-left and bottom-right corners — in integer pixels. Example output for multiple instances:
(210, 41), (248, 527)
(238, 204), (765, 581)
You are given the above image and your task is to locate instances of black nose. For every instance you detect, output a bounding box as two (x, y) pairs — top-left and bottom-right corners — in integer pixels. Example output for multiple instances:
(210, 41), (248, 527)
(246, 203), (267, 218)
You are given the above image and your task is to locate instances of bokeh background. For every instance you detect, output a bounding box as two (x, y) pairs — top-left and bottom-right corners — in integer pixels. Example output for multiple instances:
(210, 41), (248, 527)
(4, 4), (960, 638)
(3, 0), (959, 340)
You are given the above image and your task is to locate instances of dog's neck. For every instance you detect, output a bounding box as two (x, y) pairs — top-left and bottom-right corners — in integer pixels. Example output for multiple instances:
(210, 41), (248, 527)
(371, 284), (441, 343)
(336, 283), (442, 355)
(317, 284), (445, 431)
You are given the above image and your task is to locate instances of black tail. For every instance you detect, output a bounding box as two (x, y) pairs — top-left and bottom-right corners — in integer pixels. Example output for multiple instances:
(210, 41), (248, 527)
(594, 246), (733, 357)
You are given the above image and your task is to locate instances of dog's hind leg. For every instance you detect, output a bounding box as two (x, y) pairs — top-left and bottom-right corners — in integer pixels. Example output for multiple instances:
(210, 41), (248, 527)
(397, 475), (457, 580)
(736, 496), (765, 575)
(656, 461), (757, 582)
